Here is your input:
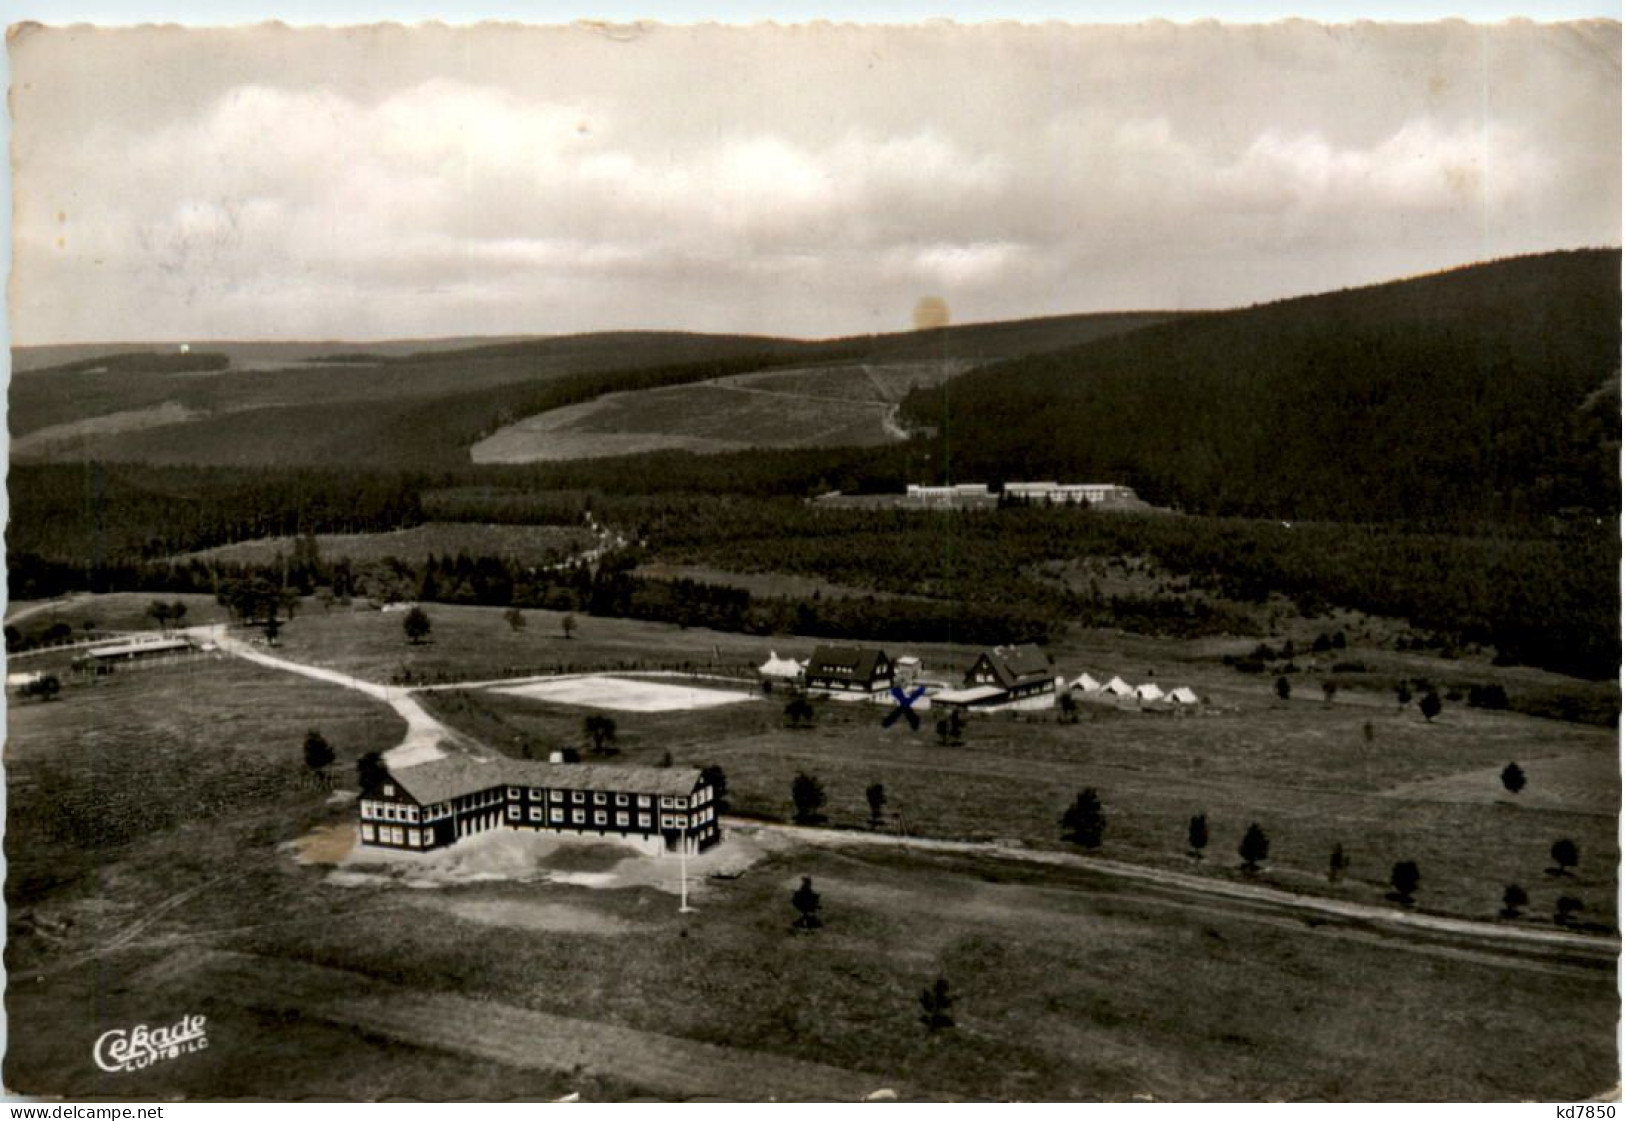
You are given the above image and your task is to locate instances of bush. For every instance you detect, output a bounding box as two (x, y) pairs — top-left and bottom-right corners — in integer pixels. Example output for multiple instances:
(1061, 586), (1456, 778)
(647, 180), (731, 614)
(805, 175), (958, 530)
(1550, 838), (1579, 875)
(1061, 789), (1105, 849)
(1239, 823), (1269, 872)
(1500, 762), (1526, 795)
(1389, 860), (1420, 906)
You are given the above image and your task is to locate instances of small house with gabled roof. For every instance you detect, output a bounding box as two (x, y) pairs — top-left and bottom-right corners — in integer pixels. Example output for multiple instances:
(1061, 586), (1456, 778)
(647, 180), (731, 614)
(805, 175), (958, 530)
(964, 645), (1056, 701)
(804, 645), (893, 695)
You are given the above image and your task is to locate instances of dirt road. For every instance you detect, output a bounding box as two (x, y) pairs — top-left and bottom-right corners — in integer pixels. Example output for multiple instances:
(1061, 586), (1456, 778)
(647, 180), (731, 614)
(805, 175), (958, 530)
(214, 631), (471, 766)
(736, 821), (1619, 965)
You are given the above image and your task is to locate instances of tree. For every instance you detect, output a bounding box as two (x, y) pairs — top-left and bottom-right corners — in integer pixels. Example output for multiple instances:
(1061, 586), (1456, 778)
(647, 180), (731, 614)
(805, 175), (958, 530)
(561, 613), (577, 640)
(1328, 843), (1349, 883)
(147, 600), (172, 630)
(791, 772), (827, 825)
(1362, 721), (1375, 748)
(936, 709), (966, 747)
(303, 729), (335, 788)
(584, 714), (619, 756)
(1396, 682), (1412, 707)
(866, 783), (888, 829)
(700, 764), (730, 814)
(23, 675), (61, 702)
(919, 976), (955, 1032)
(1057, 691), (1080, 723)
(170, 601), (188, 627)
(1500, 883), (1528, 919)
(1419, 690), (1442, 722)
(783, 695), (815, 729)
(503, 607), (527, 632)
(1321, 681), (1337, 704)
(1555, 896), (1583, 926)
(403, 606), (432, 645)
(1389, 860), (1420, 906)
(791, 876), (822, 931)
(356, 751), (388, 792)
(1239, 823), (1270, 873)
(1061, 789), (1105, 849)
(1550, 838), (1579, 876)
(1187, 813), (1208, 860)
(1274, 676), (1291, 702)
(1500, 762), (1527, 795)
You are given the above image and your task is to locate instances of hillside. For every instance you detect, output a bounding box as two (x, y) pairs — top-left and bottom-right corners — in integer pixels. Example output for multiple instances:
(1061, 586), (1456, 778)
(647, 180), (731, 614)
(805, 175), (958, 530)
(899, 250), (1621, 526)
(9, 314), (1174, 469)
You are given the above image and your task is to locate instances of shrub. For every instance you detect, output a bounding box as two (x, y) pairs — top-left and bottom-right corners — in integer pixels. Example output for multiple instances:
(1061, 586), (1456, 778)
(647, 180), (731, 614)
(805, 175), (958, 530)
(1239, 823), (1269, 872)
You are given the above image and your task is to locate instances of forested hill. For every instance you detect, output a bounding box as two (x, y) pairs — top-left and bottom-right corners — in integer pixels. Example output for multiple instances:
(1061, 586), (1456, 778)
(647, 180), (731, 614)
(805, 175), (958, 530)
(899, 250), (1621, 526)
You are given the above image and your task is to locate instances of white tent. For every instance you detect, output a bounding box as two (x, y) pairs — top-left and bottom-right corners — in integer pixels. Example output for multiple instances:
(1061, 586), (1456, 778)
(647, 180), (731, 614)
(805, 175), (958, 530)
(1070, 672), (1102, 693)
(1167, 686), (1200, 705)
(1102, 676), (1135, 697)
(1134, 682), (1166, 702)
(758, 651), (804, 679)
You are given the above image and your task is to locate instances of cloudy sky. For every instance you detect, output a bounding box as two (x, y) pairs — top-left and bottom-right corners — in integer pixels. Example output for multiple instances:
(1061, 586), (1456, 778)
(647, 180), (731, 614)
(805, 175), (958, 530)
(9, 19), (1620, 343)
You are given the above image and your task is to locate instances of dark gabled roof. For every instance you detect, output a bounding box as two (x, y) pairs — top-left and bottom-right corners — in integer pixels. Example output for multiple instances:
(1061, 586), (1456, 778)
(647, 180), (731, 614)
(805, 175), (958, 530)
(805, 644), (890, 682)
(975, 645), (1054, 689)
(385, 756), (703, 806)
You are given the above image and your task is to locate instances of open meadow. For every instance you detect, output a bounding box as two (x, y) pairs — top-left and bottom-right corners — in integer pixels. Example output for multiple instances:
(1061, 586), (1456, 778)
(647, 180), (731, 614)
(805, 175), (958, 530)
(470, 360), (965, 463)
(4, 594), (1617, 1101)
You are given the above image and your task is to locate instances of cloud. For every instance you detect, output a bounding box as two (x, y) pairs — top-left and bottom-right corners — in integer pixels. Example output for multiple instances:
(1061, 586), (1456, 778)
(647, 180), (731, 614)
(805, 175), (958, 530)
(9, 22), (1618, 342)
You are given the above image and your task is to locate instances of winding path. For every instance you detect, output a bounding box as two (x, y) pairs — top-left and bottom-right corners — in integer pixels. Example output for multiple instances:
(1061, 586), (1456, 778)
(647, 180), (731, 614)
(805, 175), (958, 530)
(212, 630), (466, 767)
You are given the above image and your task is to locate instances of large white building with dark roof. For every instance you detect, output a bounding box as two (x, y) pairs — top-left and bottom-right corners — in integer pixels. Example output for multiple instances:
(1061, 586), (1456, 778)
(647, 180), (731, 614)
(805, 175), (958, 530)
(358, 756), (721, 855)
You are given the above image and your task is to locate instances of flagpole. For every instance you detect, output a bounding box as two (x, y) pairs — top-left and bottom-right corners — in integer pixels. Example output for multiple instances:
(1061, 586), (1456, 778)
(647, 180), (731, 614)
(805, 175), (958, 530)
(679, 831), (695, 914)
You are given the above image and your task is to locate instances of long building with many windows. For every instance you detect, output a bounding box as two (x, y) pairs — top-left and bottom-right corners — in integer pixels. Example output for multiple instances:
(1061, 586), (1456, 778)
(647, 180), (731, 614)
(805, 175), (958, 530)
(358, 756), (721, 855)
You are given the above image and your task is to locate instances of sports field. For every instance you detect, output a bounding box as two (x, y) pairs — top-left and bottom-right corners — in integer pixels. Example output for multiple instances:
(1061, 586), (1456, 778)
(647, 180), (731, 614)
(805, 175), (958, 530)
(491, 674), (758, 713)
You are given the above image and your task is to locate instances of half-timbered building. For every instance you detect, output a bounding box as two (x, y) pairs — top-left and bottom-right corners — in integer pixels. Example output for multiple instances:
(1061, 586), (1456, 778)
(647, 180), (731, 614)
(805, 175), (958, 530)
(933, 644), (1057, 711)
(803, 645), (893, 695)
(358, 757), (721, 855)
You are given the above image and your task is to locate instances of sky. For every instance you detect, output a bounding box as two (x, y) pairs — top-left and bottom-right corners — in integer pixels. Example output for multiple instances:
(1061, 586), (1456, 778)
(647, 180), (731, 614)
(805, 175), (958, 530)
(8, 18), (1621, 344)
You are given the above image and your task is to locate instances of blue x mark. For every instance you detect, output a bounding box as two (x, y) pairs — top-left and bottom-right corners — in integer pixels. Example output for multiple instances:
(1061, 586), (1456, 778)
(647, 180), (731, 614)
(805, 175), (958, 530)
(882, 685), (927, 730)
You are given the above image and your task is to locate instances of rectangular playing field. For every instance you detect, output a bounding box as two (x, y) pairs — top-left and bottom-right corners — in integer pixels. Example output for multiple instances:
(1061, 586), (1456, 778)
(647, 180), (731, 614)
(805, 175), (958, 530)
(490, 674), (758, 713)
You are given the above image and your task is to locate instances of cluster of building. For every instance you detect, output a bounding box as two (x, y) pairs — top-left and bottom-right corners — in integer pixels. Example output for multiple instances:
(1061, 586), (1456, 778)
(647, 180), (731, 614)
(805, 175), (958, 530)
(761, 643), (1204, 713)
(902, 482), (1139, 508)
(359, 756), (721, 856)
(814, 481), (1141, 510)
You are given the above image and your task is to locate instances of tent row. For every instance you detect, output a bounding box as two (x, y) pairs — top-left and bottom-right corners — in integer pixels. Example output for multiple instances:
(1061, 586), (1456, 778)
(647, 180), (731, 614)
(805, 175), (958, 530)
(1070, 673), (1200, 706)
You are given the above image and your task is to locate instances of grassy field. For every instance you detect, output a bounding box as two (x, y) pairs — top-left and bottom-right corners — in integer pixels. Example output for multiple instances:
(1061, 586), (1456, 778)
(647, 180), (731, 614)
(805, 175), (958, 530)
(723, 360), (968, 403)
(263, 600), (804, 684)
(177, 522), (596, 567)
(5, 656), (406, 911)
(8, 822), (1612, 1100)
(6, 591), (233, 633)
(470, 359), (966, 463)
(5, 595), (1616, 1099)
(424, 676), (1619, 927)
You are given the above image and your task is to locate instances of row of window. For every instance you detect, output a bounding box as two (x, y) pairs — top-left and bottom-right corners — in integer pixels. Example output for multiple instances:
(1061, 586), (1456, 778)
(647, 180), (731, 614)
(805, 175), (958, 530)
(373, 784), (712, 822)
(500, 787), (703, 810)
(494, 804), (719, 831)
(360, 823), (432, 847)
(360, 800), (420, 823)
